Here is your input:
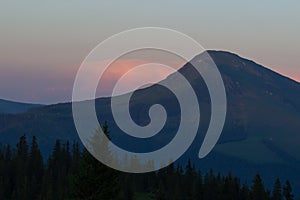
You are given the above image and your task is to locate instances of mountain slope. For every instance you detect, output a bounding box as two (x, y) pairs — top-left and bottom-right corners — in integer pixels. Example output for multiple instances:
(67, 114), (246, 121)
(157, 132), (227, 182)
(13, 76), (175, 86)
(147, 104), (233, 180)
(207, 51), (300, 162)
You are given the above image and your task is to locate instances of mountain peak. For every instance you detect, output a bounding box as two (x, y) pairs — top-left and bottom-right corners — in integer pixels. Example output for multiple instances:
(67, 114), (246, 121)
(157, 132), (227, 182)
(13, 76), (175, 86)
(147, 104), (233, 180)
(187, 50), (300, 87)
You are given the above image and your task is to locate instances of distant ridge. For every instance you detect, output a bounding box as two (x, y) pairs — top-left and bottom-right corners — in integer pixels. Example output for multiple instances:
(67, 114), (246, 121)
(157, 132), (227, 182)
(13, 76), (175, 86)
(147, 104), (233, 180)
(0, 99), (43, 114)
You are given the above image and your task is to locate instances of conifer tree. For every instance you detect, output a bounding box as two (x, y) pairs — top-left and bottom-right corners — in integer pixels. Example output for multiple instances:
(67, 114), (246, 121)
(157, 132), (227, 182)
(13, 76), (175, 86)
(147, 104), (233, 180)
(71, 122), (119, 200)
(43, 140), (69, 200)
(192, 169), (203, 200)
(27, 136), (44, 200)
(283, 180), (294, 200)
(13, 135), (29, 199)
(240, 183), (251, 200)
(251, 174), (267, 200)
(3, 145), (14, 199)
(272, 178), (283, 200)
(183, 159), (195, 199)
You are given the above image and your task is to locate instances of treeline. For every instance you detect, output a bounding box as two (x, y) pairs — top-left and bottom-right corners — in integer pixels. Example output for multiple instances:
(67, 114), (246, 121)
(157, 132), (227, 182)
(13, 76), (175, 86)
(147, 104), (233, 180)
(0, 131), (297, 199)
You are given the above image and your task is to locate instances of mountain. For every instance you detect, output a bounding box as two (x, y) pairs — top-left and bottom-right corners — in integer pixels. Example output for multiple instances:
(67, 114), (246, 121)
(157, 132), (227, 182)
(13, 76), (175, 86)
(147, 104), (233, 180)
(0, 50), (299, 193)
(0, 99), (43, 114)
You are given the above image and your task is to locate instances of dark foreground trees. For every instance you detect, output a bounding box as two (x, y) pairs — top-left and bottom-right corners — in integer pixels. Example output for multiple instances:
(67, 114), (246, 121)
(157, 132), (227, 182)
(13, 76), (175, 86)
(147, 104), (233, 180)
(0, 134), (297, 200)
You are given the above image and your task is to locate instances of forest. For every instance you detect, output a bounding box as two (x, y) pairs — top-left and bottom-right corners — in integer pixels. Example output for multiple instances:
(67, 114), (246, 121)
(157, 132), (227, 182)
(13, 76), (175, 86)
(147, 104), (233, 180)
(0, 124), (296, 200)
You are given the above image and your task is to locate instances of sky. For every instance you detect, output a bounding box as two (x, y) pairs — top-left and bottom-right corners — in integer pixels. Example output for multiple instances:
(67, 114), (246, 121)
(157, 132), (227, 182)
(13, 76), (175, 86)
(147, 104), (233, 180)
(0, 1), (299, 104)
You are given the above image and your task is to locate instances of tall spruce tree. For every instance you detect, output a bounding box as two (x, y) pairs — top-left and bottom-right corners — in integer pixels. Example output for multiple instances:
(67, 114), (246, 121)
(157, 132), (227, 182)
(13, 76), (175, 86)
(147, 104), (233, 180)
(12, 135), (29, 199)
(3, 145), (14, 199)
(0, 146), (4, 197)
(283, 180), (294, 200)
(27, 136), (44, 200)
(272, 178), (283, 200)
(240, 183), (251, 200)
(43, 140), (71, 200)
(251, 174), (267, 200)
(71, 122), (119, 200)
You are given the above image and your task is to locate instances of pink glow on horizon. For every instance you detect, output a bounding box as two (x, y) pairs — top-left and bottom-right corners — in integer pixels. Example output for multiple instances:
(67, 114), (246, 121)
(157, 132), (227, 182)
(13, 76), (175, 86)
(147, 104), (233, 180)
(75, 58), (185, 98)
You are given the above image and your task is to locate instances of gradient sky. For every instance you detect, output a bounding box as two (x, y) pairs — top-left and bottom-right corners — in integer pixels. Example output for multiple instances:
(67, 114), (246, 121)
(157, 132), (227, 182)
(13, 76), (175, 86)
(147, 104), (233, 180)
(0, 1), (299, 104)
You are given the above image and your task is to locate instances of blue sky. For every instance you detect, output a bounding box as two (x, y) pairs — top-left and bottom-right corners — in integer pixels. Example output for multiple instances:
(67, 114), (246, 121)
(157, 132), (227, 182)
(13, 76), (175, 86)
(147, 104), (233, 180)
(0, 1), (299, 104)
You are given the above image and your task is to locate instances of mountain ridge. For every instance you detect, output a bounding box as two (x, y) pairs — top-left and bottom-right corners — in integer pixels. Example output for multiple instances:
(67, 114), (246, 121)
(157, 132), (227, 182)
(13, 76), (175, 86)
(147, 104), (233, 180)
(0, 98), (43, 114)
